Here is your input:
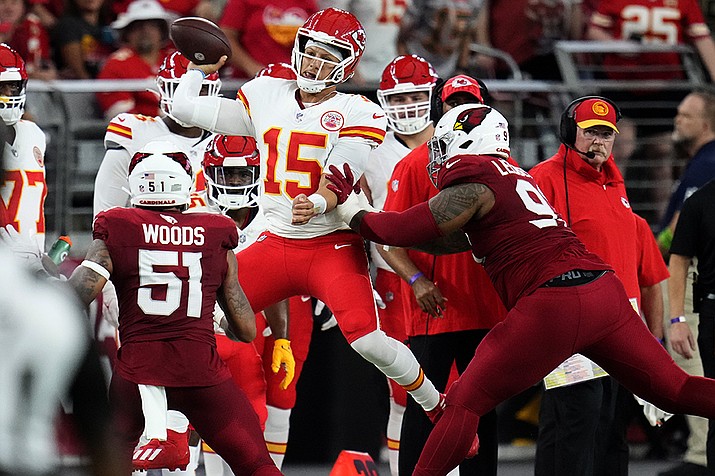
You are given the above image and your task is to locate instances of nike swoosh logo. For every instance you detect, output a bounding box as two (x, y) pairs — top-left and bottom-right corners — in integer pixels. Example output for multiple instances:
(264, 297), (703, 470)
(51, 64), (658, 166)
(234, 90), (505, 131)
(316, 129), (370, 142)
(335, 244), (352, 250)
(117, 116), (125, 122)
(373, 113), (385, 119)
(445, 159), (461, 169)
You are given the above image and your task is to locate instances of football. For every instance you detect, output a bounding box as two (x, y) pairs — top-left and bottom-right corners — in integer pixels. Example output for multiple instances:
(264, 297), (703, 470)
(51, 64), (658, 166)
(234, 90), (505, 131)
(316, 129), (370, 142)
(170, 17), (232, 65)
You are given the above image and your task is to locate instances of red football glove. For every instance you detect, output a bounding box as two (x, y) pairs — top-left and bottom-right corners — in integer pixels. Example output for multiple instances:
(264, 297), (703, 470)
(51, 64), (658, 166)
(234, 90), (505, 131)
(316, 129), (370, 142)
(326, 163), (360, 204)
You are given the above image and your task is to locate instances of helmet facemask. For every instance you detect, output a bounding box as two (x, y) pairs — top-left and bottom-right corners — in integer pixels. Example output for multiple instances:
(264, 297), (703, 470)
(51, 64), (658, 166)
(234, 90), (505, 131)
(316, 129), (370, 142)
(378, 88), (433, 135)
(0, 78), (26, 125)
(427, 131), (455, 188)
(292, 32), (354, 94)
(204, 163), (260, 212)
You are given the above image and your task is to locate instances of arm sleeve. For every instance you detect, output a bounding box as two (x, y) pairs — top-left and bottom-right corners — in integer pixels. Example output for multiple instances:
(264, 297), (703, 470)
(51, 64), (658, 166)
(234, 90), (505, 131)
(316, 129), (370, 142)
(93, 148), (132, 215)
(359, 201), (442, 247)
(325, 138), (374, 179)
(172, 69), (253, 135)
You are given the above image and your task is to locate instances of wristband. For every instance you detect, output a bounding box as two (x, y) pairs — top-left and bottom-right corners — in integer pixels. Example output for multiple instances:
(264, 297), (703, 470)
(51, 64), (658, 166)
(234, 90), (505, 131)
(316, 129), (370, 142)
(190, 68), (208, 79)
(408, 271), (424, 286)
(670, 316), (687, 324)
(308, 193), (327, 215)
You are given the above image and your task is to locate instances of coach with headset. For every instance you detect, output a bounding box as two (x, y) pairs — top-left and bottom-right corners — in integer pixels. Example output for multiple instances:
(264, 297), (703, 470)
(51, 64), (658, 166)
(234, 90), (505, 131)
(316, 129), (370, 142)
(529, 96), (669, 476)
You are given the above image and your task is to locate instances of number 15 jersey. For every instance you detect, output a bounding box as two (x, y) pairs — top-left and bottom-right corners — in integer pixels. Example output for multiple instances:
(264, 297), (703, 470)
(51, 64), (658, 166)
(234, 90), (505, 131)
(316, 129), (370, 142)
(236, 76), (386, 238)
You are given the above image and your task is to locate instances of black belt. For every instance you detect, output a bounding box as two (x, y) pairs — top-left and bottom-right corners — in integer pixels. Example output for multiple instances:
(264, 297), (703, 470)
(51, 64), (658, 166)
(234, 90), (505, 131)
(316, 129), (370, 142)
(542, 269), (608, 288)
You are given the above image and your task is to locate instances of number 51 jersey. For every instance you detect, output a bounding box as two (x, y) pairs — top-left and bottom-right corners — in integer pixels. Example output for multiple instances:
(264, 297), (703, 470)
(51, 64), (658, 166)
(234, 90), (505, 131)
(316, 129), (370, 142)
(93, 207), (238, 386)
(237, 76), (386, 238)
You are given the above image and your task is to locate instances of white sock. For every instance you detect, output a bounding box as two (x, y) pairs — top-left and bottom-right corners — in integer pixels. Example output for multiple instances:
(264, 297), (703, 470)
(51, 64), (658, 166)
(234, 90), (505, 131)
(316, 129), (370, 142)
(351, 331), (439, 410)
(386, 399), (405, 476)
(138, 385), (167, 440)
(166, 410), (189, 433)
(264, 405), (291, 469)
(202, 449), (233, 476)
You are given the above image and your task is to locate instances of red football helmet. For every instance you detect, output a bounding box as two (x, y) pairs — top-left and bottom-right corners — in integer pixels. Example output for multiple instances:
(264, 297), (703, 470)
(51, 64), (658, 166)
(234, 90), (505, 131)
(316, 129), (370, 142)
(203, 134), (260, 211)
(156, 51), (220, 126)
(0, 44), (27, 125)
(291, 8), (366, 93)
(377, 55), (438, 135)
(255, 62), (297, 80)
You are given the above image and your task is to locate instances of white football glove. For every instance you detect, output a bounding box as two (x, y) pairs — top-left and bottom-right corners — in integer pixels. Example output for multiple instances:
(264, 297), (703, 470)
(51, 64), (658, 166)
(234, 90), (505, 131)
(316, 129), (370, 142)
(373, 288), (386, 310)
(334, 190), (379, 225)
(0, 225), (42, 260)
(634, 395), (674, 427)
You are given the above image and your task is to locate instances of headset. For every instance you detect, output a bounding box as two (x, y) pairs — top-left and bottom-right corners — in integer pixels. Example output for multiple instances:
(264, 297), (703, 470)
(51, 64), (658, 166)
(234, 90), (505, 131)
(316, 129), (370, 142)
(559, 95), (621, 225)
(559, 95), (622, 149)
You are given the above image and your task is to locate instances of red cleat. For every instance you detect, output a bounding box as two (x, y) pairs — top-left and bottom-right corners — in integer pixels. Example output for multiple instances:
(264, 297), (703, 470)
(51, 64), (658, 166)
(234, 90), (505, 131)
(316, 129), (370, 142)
(425, 393), (446, 425)
(425, 393), (480, 459)
(132, 429), (189, 471)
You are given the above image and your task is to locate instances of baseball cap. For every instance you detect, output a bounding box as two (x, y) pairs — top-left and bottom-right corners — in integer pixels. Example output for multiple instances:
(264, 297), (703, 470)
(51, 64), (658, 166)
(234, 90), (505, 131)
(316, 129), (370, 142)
(573, 98), (619, 133)
(441, 74), (484, 104)
(111, 0), (175, 30)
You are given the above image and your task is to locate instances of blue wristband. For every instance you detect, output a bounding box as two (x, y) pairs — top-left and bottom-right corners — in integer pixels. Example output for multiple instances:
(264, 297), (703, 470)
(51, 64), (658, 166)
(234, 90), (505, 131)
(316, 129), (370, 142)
(408, 271), (424, 286)
(670, 316), (687, 324)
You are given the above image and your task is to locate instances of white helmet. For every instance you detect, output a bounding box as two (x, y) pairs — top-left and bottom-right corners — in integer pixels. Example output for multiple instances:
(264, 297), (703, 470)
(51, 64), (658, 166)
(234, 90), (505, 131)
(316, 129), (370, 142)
(427, 104), (510, 188)
(128, 140), (194, 208)
(377, 55), (438, 135)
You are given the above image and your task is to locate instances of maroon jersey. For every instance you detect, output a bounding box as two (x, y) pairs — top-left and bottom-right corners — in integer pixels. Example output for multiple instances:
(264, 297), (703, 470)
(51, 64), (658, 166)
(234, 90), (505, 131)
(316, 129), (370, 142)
(438, 155), (609, 309)
(93, 207), (238, 386)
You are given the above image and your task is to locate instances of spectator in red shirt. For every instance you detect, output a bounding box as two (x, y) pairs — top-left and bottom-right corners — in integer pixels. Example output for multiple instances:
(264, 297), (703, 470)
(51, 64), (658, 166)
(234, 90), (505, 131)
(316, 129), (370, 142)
(0, 0), (55, 79)
(96, 0), (174, 119)
(218, 0), (316, 78)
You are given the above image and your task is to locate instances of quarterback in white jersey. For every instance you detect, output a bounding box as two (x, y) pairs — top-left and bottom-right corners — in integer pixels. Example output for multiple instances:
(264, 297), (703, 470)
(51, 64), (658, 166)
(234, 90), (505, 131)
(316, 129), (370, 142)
(173, 7), (444, 421)
(0, 44), (47, 251)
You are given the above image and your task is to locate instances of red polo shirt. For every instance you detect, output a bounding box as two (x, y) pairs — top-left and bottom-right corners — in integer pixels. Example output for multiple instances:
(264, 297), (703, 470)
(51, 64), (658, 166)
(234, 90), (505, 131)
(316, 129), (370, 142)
(530, 145), (667, 308)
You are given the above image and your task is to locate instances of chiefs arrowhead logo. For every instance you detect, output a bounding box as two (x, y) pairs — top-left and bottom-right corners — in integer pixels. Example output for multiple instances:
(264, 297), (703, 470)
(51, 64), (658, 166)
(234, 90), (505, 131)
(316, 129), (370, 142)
(454, 107), (491, 133)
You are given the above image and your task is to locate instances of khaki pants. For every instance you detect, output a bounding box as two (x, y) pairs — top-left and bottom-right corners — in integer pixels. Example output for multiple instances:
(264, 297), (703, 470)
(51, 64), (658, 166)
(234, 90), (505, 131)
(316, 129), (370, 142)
(664, 270), (708, 467)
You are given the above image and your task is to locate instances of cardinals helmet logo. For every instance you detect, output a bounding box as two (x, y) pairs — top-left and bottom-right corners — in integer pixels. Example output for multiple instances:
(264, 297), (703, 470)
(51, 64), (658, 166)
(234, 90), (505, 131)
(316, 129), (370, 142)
(453, 107), (491, 133)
